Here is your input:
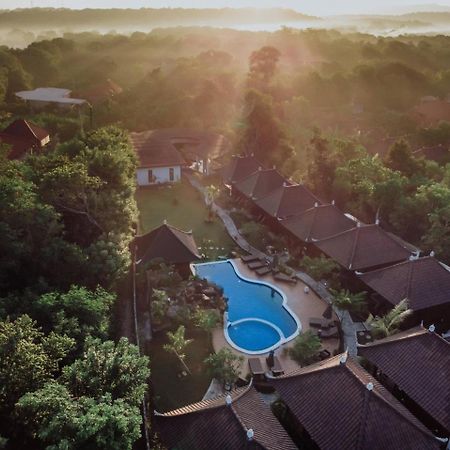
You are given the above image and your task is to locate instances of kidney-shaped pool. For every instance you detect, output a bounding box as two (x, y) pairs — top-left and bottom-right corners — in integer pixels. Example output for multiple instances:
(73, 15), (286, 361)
(193, 260), (301, 354)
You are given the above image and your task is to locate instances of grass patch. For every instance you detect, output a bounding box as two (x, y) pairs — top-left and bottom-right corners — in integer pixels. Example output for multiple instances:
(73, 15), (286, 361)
(136, 179), (235, 260)
(149, 326), (213, 412)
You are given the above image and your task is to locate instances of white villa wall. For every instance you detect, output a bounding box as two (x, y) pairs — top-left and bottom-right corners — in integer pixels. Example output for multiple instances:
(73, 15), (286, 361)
(136, 166), (181, 186)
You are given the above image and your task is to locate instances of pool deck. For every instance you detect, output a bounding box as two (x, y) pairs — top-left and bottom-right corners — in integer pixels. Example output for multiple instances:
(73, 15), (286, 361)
(211, 259), (340, 376)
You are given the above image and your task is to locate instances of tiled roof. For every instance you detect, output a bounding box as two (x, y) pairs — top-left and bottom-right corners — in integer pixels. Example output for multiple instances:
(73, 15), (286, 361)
(359, 256), (450, 311)
(4, 119), (49, 142)
(280, 203), (356, 242)
(134, 223), (200, 265)
(154, 386), (297, 450)
(255, 184), (321, 219)
(222, 155), (262, 185)
(234, 169), (288, 201)
(269, 355), (441, 450)
(130, 130), (186, 168)
(359, 326), (450, 432)
(315, 224), (413, 271)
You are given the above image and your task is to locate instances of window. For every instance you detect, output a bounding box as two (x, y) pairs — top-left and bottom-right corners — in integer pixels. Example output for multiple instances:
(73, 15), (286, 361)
(169, 167), (175, 182)
(147, 169), (153, 183)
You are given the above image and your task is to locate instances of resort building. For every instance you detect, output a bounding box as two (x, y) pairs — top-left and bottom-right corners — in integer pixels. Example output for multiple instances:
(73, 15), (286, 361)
(234, 168), (288, 202)
(134, 222), (200, 275)
(359, 326), (450, 438)
(358, 256), (450, 329)
(255, 183), (322, 220)
(131, 130), (186, 185)
(15, 87), (86, 109)
(131, 129), (229, 185)
(269, 354), (442, 450)
(314, 223), (415, 272)
(222, 154), (262, 186)
(280, 203), (357, 244)
(154, 385), (297, 450)
(0, 119), (50, 160)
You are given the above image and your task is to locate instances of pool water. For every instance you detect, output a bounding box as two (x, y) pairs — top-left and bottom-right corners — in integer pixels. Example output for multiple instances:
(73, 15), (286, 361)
(194, 261), (300, 354)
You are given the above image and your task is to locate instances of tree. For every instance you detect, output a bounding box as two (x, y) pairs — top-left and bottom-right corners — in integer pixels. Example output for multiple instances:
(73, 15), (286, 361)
(33, 286), (114, 350)
(331, 289), (368, 315)
(385, 139), (421, 177)
(205, 184), (220, 222)
(163, 325), (193, 374)
(204, 348), (243, 386)
(193, 309), (220, 337)
(299, 255), (340, 284)
(151, 289), (169, 324)
(0, 315), (74, 422)
(288, 331), (321, 366)
(61, 337), (149, 407)
(367, 299), (413, 339)
(16, 382), (142, 450)
(248, 46), (281, 87)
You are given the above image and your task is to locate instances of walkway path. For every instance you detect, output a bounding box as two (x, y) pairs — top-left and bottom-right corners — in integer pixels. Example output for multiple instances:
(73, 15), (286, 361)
(185, 172), (358, 357)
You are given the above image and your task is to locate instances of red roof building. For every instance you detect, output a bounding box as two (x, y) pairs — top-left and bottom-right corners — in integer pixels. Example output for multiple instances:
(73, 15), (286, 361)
(154, 385), (297, 450)
(314, 223), (414, 271)
(0, 119), (50, 160)
(269, 354), (441, 450)
(359, 326), (450, 436)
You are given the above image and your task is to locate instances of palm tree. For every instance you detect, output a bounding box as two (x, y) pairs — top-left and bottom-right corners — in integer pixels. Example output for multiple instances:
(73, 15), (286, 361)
(205, 185), (219, 222)
(367, 299), (413, 339)
(331, 289), (368, 315)
(164, 325), (193, 374)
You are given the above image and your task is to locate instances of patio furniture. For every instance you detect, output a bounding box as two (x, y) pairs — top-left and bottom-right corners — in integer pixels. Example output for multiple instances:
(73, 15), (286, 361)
(309, 317), (334, 329)
(271, 356), (284, 377)
(357, 330), (374, 345)
(241, 253), (260, 263)
(248, 358), (265, 381)
(322, 304), (333, 320)
(248, 260), (267, 270)
(274, 272), (297, 284)
(255, 266), (272, 276)
(318, 326), (339, 339)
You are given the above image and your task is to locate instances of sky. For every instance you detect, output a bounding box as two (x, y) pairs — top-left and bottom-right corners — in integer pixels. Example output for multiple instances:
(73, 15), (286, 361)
(1, 0), (450, 16)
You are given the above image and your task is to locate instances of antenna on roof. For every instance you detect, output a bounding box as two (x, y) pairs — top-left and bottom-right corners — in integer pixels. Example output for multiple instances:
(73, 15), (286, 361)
(430, 250), (435, 257)
(428, 324), (436, 333)
(246, 429), (254, 441)
(225, 395), (232, 406)
(366, 382), (374, 391)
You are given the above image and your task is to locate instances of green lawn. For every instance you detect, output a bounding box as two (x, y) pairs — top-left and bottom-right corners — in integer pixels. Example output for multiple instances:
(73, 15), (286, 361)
(149, 327), (213, 412)
(136, 179), (235, 260)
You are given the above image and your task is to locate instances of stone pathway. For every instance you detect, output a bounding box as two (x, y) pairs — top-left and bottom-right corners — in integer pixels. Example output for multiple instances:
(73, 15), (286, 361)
(185, 172), (358, 356)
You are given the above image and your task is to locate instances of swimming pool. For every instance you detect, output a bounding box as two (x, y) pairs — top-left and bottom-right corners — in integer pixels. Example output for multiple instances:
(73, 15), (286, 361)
(193, 260), (301, 354)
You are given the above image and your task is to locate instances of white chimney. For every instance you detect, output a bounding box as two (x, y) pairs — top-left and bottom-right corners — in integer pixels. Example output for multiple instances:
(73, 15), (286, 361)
(247, 429), (254, 441)
(428, 324), (436, 333)
(225, 395), (232, 406)
(366, 382), (374, 391)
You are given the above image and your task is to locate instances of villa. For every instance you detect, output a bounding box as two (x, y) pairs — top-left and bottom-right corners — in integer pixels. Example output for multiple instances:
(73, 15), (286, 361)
(269, 354), (443, 449)
(154, 385), (297, 450)
(359, 326), (450, 437)
(234, 168), (288, 202)
(15, 87), (86, 109)
(359, 256), (450, 328)
(222, 154), (262, 187)
(0, 119), (50, 160)
(134, 222), (200, 276)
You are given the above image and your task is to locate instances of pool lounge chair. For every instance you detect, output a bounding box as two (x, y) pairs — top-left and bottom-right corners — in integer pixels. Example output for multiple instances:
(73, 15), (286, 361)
(247, 260), (267, 270)
(318, 326), (339, 339)
(255, 266), (272, 276)
(241, 253), (260, 263)
(248, 358), (265, 380)
(274, 272), (297, 284)
(271, 356), (284, 377)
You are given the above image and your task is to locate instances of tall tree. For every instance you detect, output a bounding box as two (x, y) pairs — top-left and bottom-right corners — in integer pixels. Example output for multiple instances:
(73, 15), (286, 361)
(164, 325), (193, 374)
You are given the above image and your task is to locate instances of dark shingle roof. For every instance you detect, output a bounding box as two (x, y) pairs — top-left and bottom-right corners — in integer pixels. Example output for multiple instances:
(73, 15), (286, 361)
(234, 169), (288, 201)
(222, 155), (262, 185)
(4, 119), (49, 142)
(269, 355), (441, 450)
(315, 224), (413, 271)
(255, 184), (321, 219)
(154, 386), (297, 450)
(280, 203), (356, 242)
(134, 223), (200, 265)
(358, 326), (450, 432)
(359, 256), (450, 311)
(130, 130), (186, 168)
